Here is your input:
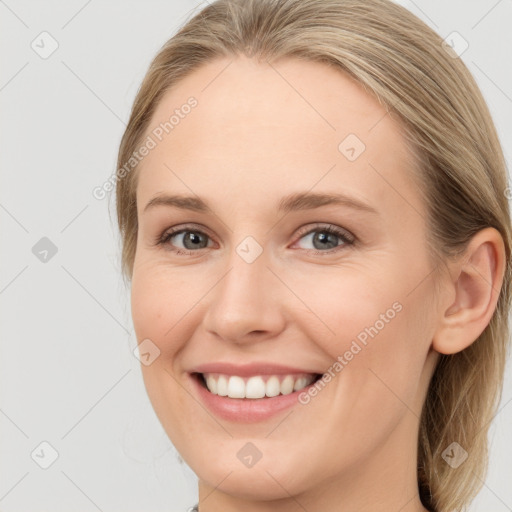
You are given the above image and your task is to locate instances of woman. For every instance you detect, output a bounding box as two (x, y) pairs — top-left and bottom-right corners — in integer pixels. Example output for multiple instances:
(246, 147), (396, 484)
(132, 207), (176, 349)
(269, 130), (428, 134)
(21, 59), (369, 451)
(115, 0), (511, 510)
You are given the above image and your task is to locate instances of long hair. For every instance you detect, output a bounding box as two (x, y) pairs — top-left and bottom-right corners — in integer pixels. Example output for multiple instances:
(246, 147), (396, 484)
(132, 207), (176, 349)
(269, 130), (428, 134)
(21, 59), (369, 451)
(114, 1), (512, 510)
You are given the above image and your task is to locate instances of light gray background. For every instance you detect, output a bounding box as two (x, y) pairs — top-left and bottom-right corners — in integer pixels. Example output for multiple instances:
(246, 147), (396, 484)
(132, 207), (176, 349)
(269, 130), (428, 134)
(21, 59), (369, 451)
(0, 1), (511, 511)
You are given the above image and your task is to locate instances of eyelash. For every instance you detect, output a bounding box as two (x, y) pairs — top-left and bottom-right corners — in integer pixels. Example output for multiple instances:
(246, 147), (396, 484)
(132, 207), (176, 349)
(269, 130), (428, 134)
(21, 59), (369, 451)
(155, 223), (356, 256)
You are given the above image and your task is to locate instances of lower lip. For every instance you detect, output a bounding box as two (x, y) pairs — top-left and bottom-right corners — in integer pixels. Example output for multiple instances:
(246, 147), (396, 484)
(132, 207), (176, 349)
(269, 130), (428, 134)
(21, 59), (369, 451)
(189, 373), (319, 423)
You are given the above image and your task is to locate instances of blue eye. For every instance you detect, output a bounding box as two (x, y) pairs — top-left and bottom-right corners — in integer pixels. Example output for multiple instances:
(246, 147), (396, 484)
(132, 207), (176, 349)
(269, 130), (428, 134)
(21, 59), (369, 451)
(157, 227), (212, 255)
(156, 223), (355, 256)
(294, 224), (355, 254)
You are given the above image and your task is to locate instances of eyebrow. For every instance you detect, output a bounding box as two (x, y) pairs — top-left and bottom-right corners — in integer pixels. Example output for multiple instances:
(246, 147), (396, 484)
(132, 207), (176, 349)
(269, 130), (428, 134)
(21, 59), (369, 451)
(143, 191), (378, 215)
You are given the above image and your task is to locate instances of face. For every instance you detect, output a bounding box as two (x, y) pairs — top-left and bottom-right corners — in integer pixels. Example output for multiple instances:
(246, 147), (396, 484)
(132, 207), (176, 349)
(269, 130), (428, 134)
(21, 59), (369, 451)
(131, 56), (441, 504)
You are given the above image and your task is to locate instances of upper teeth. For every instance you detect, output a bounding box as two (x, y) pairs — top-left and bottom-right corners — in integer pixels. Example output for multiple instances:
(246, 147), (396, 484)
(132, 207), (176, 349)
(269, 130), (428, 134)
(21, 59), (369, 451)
(203, 373), (317, 399)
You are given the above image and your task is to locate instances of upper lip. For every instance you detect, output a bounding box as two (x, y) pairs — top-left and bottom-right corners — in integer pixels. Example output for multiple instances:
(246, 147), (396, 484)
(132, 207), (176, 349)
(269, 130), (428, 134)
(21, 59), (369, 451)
(190, 362), (321, 377)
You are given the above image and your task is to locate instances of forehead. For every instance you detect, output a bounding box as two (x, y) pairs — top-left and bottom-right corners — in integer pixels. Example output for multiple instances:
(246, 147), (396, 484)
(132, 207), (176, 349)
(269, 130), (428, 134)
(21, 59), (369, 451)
(136, 56), (423, 219)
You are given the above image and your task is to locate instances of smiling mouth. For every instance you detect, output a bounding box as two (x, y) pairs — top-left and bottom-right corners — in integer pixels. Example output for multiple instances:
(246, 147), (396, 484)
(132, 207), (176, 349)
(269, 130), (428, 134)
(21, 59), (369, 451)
(193, 372), (323, 399)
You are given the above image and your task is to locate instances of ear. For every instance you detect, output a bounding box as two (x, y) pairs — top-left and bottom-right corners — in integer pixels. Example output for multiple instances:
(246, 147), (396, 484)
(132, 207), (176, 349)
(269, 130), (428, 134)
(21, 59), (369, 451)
(432, 227), (507, 355)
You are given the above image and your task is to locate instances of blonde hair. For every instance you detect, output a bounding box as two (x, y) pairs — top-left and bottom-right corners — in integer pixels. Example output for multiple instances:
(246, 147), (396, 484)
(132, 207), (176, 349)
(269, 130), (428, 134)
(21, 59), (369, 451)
(115, 0), (512, 510)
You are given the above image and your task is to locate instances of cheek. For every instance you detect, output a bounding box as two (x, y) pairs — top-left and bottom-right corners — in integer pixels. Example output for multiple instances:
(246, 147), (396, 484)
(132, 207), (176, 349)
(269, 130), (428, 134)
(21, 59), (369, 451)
(130, 265), (197, 438)
(131, 264), (201, 351)
(285, 267), (403, 357)
(300, 249), (431, 340)
(293, 267), (433, 407)
(287, 278), (433, 469)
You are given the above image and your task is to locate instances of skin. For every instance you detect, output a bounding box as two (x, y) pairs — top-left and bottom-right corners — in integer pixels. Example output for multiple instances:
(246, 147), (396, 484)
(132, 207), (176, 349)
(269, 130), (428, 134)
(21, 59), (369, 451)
(130, 56), (506, 512)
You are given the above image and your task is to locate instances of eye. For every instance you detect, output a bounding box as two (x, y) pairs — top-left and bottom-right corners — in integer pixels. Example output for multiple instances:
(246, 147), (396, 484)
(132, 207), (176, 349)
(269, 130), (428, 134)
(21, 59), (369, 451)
(156, 224), (213, 255)
(293, 223), (355, 255)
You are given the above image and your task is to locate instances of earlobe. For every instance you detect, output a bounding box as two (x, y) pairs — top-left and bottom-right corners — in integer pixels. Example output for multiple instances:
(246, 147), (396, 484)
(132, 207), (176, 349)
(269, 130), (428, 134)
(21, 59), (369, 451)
(432, 227), (506, 356)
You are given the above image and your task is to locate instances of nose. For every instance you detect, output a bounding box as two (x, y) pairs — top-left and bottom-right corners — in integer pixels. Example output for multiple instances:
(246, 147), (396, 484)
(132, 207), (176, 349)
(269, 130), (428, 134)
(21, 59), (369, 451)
(201, 245), (286, 345)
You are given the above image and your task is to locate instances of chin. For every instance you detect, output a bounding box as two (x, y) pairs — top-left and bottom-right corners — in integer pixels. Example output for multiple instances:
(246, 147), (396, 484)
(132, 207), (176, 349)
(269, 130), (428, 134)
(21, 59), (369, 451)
(190, 446), (317, 502)
(199, 465), (303, 501)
